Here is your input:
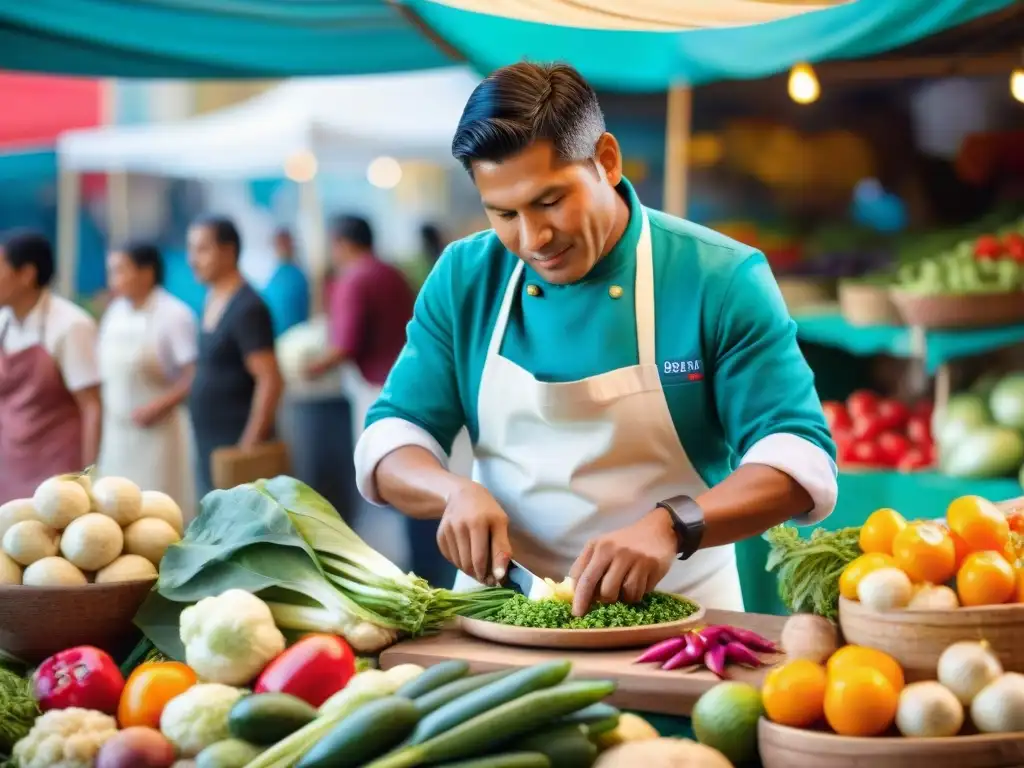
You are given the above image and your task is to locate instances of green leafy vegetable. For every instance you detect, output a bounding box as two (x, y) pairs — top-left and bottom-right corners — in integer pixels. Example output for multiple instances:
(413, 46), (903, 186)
(0, 664), (40, 756)
(764, 525), (862, 620)
(487, 593), (698, 629)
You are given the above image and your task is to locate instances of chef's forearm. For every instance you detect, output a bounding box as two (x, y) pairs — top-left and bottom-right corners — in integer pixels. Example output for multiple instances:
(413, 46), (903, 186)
(695, 464), (814, 548)
(149, 366), (196, 415)
(375, 446), (470, 521)
(78, 391), (102, 466)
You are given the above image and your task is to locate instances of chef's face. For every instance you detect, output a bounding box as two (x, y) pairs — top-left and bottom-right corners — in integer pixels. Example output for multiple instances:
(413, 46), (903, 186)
(187, 224), (233, 284)
(107, 250), (153, 301)
(0, 247), (34, 308)
(473, 134), (624, 285)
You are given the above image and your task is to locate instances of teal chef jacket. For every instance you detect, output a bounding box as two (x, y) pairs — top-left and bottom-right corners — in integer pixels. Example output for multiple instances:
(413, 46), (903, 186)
(355, 179), (838, 523)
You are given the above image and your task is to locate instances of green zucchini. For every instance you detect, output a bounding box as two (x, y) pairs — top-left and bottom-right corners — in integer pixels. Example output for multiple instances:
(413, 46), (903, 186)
(365, 679), (617, 768)
(396, 659), (470, 699)
(433, 754), (551, 768)
(518, 724), (598, 768)
(296, 696), (420, 768)
(409, 661), (572, 745)
(558, 702), (620, 735)
(195, 739), (264, 768)
(413, 669), (513, 716)
(227, 692), (318, 745)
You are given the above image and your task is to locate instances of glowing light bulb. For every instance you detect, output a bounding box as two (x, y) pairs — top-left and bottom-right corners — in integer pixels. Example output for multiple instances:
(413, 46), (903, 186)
(284, 151), (317, 183)
(1011, 69), (1024, 104)
(367, 156), (402, 189)
(788, 62), (820, 105)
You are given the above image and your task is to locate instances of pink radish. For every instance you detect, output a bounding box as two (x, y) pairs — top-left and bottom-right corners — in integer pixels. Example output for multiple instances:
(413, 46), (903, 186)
(634, 636), (686, 664)
(724, 641), (764, 668)
(721, 626), (778, 653)
(704, 643), (729, 678)
(662, 632), (707, 671)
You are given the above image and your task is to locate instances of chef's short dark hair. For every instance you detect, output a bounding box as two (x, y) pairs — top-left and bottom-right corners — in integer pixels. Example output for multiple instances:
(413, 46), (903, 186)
(452, 61), (606, 173)
(194, 215), (241, 262)
(0, 229), (55, 288)
(118, 242), (164, 285)
(330, 215), (374, 250)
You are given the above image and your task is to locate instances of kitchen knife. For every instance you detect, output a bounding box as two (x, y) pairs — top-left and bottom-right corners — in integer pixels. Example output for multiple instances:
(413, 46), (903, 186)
(506, 559), (549, 600)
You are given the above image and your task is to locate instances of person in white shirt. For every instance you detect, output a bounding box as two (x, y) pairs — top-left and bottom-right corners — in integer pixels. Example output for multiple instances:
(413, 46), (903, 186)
(97, 243), (198, 522)
(0, 230), (102, 503)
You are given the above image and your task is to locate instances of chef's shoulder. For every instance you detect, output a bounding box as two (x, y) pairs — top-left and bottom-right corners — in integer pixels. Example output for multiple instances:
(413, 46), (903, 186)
(423, 228), (517, 309)
(47, 293), (98, 339)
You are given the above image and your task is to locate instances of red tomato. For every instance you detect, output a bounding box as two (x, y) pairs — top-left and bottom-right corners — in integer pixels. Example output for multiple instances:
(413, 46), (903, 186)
(852, 414), (886, 442)
(911, 400), (934, 421)
(846, 390), (879, 420)
(822, 401), (852, 432)
(1004, 233), (1024, 262)
(896, 447), (932, 473)
(874, 398), (910, 432)
(847, 440), (885, 466)
(876, 431), (911, 466)
(906, 414), (932, 446)
(833, 428), (855, 462)
(974, 234), (1004, 260)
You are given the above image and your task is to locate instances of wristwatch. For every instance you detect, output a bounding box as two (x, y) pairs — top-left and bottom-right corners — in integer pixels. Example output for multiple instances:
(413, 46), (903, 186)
(656, 495), (705, 560)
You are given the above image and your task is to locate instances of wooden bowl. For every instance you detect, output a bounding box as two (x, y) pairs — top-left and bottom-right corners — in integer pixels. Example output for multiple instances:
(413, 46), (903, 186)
(838, 280), (902, 327)
(457, 600), (705, 650)
(759, 719), (1024, 768)
(838, 596), (1024, 681)
(0, 579), (156, 663)
(889, 290), (1024, 330)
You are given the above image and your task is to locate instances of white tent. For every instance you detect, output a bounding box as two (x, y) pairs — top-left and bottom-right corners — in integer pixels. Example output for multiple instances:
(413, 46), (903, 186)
(57, 67), (482, 178)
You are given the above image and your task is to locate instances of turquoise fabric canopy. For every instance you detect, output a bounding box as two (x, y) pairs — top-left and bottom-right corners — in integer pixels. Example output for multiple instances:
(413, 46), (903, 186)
(0, 0), (1013, 89)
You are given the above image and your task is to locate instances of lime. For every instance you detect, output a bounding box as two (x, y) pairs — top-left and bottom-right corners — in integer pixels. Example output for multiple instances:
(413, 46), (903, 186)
(691, 681), (764, 764)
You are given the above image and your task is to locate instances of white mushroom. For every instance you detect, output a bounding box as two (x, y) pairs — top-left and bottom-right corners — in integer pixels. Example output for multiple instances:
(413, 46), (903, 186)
(92, 477), (143, 526)
(95, 554), (158, 584)
(0, 499), (39, 540)
(140, 491), (185, 535)
(22, 556), (87, 586)
(123, 518), (179, 567)
(60, 513), (124, 571)
(2, 520), (59, 566)
(0, 551), (22, 585)
(32, 477), (91, 530)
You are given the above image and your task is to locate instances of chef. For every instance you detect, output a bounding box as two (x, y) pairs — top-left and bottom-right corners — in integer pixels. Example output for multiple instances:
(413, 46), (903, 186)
(0, 230), (102, 503)
(354, 62), (837, 616)
(97, 243), (198, 521)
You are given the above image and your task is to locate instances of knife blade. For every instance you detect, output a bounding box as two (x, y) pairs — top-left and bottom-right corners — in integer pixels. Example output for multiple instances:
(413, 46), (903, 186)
(506, 559), (548, 599)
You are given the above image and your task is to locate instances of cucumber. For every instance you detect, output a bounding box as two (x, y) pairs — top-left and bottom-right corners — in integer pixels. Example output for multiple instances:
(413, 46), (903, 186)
(195, 739), (265, 768)
(433, 754), (551, 768)
(365, 679), (617, 768)
(228, 692), (319, 745)
(296, 696), (420, 768)
(409, 661), (572, 745)
(396, 659), (470, 699)
(558, 702), (620, 735)
(518, 724), (598, 768)
(414, 670), (513, 716)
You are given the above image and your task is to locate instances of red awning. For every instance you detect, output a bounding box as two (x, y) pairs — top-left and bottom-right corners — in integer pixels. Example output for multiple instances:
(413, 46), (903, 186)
(0, 72), (102, 150)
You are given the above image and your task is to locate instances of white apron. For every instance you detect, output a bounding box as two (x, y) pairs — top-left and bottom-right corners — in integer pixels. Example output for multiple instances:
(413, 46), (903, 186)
(456, 209), (745, 610)
(97, 298), (195, 524)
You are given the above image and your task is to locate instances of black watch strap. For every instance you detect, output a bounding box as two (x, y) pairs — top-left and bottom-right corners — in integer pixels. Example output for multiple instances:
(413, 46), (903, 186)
(656, 495), (705, 560)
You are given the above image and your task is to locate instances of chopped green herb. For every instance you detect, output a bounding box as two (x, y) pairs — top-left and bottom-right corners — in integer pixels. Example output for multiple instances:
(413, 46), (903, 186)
(487, 592), (698, 629)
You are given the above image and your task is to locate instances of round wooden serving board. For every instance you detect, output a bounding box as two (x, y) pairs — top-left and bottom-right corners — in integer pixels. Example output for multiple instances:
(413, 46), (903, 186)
(759, 719), (1024, 768)
(457, 600), (705, 650)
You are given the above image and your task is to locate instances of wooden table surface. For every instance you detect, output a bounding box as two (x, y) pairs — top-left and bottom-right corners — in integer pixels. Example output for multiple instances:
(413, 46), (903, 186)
(380, 610), (788, 717)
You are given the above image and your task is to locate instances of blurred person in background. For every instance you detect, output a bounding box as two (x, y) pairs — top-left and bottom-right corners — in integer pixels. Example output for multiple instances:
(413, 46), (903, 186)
(261, 227), (310, 338)
(0, 230), (102, 502)
(188, 216), (283, 498)
(402, 223), (448, 292)
(97, 243), (198, 521)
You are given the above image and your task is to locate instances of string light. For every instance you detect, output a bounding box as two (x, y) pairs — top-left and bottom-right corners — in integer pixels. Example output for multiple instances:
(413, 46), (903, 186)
(788, 62), (820, 105)
(1011, 68), (1024, 104)
(367, 156), (402, 189)
(284, 151), (317, 183)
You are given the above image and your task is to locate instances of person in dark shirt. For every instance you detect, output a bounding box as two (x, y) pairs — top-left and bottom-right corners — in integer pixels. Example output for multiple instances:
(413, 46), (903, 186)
(187, 216), (283, 498)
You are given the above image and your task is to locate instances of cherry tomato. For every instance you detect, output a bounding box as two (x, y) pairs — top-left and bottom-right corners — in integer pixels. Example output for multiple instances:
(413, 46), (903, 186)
(974, 234), (1004, 260)
(118, 661), (197, 729)
(847, 440), (885, 466)
(1009, 513), (1024, 535)
(896, 447), (932, 473)
(822, 401), (852, 433)
(876, 431), (911, 466)
(853, 414), (886, 442)
(874, 399), (910, 432)
(833, 428), (855, 463)
(906, 414), (932, 446)
(846, 390), (879, 420)
(1004, 233), (1024, 262)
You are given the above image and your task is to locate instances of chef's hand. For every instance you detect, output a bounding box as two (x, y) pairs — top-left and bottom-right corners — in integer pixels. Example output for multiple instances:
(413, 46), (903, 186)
(569, 508), (677, 617)
(437, 481), (512, 585)
(303, 357), (333, 380)
(132, 403), (166, 428)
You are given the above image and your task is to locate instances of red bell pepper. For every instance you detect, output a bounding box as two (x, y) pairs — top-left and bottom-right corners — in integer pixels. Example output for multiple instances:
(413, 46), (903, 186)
(32, 646), (125, 714)
(254, 634), (356, 708)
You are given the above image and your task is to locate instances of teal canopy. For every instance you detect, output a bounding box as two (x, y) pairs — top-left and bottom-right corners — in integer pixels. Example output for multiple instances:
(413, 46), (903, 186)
(0, 0), (1012, 89)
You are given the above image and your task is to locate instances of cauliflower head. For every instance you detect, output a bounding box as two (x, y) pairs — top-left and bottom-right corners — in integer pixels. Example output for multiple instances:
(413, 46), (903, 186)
(180, 588), (286, 684)
(159, 683), (245, 757)
(13, 707), (117, 768)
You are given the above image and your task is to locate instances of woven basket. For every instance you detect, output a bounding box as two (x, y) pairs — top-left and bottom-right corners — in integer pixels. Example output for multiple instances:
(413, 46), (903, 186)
(890, 290), (1024, 330)
(776, 276), (837, 313)
(838, 280), (902, 327)
(0, 579), (155, 663)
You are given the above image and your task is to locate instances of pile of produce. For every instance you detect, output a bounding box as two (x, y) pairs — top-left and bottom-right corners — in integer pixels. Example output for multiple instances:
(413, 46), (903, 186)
(841, 498), (1023, 611)
(822, 390), (934, 472)
(764, 493), (1023, 619)
(934, 372), (1024, 484)
(893, 224), (1024, 295)
(760, 637), (1024, 738)
(0, 472), (183, 586)
(134, 477), (515, 658)
(633, 624), (779, 678)
(487, 592), (698, 630)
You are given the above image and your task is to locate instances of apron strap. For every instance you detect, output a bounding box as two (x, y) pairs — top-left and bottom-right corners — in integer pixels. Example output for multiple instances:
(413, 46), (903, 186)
(486, 260), (525, 360)
(634, 209), (656, 367)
